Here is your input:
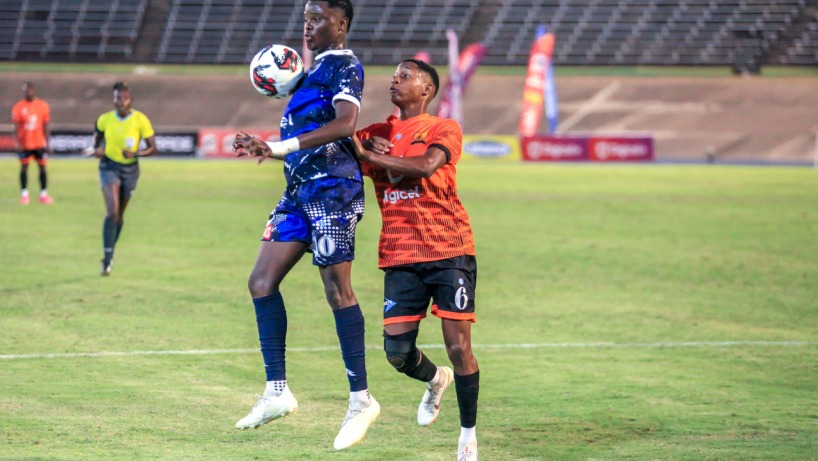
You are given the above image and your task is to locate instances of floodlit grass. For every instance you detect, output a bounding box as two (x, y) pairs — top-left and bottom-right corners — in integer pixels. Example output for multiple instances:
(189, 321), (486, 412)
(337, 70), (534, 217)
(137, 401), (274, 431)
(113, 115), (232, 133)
(1, 158), (817, 460)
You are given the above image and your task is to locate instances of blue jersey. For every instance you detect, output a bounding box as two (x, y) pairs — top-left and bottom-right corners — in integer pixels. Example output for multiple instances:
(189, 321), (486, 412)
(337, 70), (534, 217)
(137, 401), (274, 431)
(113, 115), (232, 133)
(280, 49), (364, 185)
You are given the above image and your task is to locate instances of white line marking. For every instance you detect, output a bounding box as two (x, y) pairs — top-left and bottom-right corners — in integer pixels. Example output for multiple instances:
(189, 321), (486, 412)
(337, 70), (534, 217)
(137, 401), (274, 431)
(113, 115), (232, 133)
(557, 80), (621, 132)
(0, 341), (814, 360)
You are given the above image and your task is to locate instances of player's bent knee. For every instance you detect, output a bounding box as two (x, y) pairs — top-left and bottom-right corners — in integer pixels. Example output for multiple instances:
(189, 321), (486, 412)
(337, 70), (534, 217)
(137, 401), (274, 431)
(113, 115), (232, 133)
(247, 275), (278, 298)
(384, 329), (420, 374)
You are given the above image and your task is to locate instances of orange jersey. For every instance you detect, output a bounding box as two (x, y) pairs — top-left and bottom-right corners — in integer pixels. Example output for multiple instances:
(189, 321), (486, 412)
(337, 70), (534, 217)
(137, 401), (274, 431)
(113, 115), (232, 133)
(357, 114), (475, 268)
(11, 98), (50, 150)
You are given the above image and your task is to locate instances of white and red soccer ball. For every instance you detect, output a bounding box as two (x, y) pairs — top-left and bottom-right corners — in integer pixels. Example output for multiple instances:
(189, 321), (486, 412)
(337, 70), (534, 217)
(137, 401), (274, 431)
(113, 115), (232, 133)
(249, 44), (304, 99)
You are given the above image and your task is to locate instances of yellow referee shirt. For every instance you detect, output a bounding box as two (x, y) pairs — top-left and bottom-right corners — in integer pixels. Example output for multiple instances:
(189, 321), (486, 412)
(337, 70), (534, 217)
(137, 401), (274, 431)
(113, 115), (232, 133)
(96, 110), (155, 165)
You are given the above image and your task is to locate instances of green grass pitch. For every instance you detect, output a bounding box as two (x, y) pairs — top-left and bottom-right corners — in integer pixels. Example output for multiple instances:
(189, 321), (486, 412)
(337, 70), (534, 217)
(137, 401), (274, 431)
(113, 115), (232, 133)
(1, 158), (817, 460)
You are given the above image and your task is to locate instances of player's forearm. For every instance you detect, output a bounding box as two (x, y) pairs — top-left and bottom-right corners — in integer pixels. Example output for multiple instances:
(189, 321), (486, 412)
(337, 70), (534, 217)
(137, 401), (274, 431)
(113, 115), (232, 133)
(364, 154), (437, 179)
(137, 138), (158, 157)
(295, 117), (356, 151)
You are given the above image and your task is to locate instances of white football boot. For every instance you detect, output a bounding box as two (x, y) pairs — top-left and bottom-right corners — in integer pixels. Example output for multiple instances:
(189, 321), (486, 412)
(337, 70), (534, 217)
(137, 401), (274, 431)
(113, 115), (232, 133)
(418, 366), (454, 426)
(457, 440), (478, 461)
(333, 394), (380, 450)
(235, 385), (298, 430)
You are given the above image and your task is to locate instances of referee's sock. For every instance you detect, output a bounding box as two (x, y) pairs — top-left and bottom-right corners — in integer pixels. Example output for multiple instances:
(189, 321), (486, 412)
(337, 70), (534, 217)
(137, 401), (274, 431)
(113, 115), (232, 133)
(102, 216), (117, 262)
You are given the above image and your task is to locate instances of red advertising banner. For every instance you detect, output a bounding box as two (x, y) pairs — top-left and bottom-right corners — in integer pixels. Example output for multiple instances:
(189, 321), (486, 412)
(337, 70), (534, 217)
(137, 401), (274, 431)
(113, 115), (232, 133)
(588, 137), (654, 161)
(522, 134), (653, 162)
(518, 34), (555, 137)
(0, 133), (16, 153)
(521, 135), (587, 161)
(198, 128), (280, 158)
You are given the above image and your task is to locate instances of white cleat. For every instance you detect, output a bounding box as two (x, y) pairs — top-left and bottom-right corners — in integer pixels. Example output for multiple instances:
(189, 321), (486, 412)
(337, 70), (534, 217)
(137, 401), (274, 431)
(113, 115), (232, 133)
(333, 394), (380, 450)
(235, 386), (298, 430)
(458, 440), (478, 461)
(418, 366), (454, 426)
(100, 259), (113, 277)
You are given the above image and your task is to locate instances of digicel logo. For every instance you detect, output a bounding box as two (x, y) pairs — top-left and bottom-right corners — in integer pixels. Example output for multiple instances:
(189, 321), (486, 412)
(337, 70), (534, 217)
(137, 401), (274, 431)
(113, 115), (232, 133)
(594, 141), (649, 159)
(528, 140), (583, 159)
(383, 186), (422, 204)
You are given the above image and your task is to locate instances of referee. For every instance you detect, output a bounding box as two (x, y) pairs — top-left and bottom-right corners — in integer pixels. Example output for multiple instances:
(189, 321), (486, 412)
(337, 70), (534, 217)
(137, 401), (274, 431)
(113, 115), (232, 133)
(88, 82), (157, 276)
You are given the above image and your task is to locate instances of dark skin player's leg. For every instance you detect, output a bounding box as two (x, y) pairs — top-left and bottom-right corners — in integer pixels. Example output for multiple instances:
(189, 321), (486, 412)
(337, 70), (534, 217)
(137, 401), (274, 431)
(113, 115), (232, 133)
(441, 319), (478, 376)
(384, 319), (478, 376)
(248, 241), (308, 298)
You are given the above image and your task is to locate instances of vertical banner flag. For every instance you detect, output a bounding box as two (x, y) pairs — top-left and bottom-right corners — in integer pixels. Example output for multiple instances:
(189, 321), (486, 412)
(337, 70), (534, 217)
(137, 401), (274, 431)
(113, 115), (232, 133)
(437, 41), (487, 121)
(537, 26), (559, 134)
(394, 51), (432, 117)
(519, 28), (555, 137)
(441, 29), (462, 124)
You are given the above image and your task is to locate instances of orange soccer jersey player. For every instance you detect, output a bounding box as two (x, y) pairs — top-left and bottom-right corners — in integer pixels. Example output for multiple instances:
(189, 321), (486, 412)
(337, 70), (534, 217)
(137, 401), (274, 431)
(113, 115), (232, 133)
(355, 59), (480, 461)
(11, 82), (53, 205)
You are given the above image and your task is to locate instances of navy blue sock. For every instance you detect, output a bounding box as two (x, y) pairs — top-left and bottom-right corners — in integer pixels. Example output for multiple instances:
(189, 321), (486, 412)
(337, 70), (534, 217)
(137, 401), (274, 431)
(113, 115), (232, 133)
(253, 292), (287, 381)
(333, 305), (368, 392)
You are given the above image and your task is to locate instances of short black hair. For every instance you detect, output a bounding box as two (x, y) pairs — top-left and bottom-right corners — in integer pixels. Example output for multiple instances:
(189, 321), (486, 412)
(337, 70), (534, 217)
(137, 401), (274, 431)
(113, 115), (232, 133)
(325, 0), (354, 32)
(403, 59), (440, 97)
(112, 81), (129, 92)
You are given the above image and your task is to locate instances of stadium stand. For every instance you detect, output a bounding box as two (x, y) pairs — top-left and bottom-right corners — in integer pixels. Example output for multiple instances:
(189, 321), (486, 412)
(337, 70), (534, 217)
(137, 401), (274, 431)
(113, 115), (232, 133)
(0, 0), (816, 66)
(4, 0), (147, 61)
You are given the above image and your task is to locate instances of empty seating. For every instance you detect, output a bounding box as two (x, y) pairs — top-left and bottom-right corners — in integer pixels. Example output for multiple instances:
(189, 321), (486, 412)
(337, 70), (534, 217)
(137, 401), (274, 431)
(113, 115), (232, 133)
(6, 0), (147, 61)
(0, 0), (814, 67)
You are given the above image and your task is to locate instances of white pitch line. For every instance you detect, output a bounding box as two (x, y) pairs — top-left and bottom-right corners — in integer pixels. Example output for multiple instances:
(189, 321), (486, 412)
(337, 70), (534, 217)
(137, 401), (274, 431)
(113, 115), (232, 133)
(0, 341), (814, 360)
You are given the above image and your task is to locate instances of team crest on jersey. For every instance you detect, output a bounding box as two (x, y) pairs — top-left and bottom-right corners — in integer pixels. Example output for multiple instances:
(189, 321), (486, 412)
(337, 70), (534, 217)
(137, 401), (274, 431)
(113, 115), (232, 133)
(412, 131), (428, 145)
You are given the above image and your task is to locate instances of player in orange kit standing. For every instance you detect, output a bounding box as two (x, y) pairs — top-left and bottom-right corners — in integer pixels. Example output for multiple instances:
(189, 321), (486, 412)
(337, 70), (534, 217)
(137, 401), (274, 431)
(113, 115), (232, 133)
(11, 82), (53, 205)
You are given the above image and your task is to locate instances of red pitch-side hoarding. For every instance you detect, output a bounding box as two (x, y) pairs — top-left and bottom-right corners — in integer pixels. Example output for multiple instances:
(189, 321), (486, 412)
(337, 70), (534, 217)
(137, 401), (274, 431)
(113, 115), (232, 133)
(588, 137), (654, 161)
(522, 134), (654, 162)
(521, 135), (587, 161)
(0, 134), (15, 152)
(198, 128), (280, 158)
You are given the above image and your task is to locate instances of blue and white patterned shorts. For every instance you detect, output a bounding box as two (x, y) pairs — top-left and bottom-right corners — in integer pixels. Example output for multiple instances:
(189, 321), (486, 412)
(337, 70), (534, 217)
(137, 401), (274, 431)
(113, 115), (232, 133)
(262, 177), (365, 267)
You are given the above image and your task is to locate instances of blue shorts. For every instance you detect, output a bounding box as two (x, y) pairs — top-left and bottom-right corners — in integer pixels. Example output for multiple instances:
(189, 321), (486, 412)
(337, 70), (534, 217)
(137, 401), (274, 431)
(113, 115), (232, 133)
(262, 177), (365, 267)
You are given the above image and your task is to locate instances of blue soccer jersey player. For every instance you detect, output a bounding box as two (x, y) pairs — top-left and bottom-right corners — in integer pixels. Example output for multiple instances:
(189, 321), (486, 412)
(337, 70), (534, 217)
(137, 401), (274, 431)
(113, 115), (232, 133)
(232, 0), (378, 451)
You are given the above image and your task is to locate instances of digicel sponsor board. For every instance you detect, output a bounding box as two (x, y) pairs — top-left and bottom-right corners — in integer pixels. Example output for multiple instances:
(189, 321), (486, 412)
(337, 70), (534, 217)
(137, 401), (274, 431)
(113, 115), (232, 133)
(521, 135), (588, 161)
(588, 137), (653, 161)
(522, 135), (653, 162)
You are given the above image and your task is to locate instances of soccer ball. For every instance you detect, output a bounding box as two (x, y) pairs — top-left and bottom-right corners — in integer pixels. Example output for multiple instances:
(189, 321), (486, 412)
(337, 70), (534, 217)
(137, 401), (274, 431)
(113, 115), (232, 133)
(249, 44), (304, 99)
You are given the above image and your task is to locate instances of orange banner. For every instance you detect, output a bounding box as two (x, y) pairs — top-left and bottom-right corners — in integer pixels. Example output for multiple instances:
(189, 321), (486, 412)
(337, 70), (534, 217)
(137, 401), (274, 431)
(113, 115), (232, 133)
(518, 34), (554, 137)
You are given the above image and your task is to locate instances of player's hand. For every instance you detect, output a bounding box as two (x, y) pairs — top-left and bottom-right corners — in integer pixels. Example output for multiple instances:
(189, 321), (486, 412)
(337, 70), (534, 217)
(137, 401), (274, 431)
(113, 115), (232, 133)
(353, 136), (391, 162)
(83, 146), (103, 158)
(122, 149), (136, 159)
(362, 136), (393, 155)
(233, 131), (273, 164)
